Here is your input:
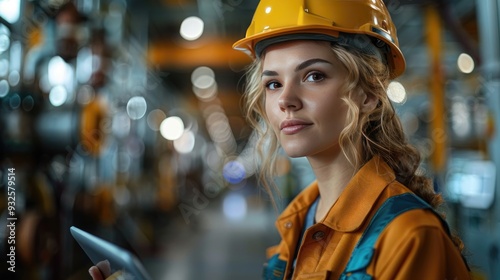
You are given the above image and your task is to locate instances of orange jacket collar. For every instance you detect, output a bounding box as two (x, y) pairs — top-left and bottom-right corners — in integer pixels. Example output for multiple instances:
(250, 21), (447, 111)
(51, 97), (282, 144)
(276, 156), (397, 232)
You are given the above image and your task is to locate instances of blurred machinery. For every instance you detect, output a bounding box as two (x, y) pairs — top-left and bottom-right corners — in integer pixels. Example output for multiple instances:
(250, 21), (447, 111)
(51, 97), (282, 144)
(0, 1), (186, 279)
(0, 0), (499, 279)
(0, 0), (254, 279)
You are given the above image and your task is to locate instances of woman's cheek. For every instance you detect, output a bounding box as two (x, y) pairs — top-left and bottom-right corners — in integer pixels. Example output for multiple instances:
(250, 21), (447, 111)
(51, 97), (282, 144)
(264, 104), (280, 136)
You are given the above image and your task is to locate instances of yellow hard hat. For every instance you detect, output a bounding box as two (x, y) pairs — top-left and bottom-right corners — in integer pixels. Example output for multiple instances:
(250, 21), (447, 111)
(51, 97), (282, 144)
(233, 0), (406, 78)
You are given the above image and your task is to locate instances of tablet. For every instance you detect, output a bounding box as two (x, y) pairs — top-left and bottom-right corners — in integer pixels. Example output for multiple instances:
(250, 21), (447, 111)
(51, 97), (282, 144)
(70, 226), (152, 280)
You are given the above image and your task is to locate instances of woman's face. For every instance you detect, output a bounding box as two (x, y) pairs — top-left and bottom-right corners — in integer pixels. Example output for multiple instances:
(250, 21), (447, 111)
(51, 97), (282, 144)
(262, 40), (350, 160)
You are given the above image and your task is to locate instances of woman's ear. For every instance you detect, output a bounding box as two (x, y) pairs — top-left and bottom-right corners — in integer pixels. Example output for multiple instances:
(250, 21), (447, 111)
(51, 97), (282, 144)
(359, 91), (379, 113)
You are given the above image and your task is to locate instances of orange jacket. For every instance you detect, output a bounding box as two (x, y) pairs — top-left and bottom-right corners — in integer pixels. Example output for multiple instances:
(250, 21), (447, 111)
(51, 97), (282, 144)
(265, 157), (471, 279)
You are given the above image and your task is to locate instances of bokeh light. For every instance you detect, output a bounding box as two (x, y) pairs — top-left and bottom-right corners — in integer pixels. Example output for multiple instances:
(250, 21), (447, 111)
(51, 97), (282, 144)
(126, 96), (147, 120)
(387, 81), (407, 104)
(48, 56), (72, 86)
(49, 85), (68, 107)
(223, 160), (246, 184)
(22, 95), (35, 111)
(77, 85), (95, 105)
(191, 66), (215, 88)
(222, 192), (247, 221)
(147, 109), (166, 131)
(457, 53), (475, 74)
(0, 79), (9, 97)
(8, 70), (20, 86)
(180, 16), (204, 41)
(0, 33), (10, 53)
(0, 0), (21, 23)
(173, 130), (196, 154)
(9, 93), (20, 109)
(112, 111), (131, 138)
(0, 59), (9, 76)
(160, 116), (185, 140)
(191, 66), (217, 101)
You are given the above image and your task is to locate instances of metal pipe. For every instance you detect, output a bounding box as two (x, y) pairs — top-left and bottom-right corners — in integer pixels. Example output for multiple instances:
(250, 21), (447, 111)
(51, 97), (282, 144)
(471, 0), (500, 279)
(425, 4), (447, 173)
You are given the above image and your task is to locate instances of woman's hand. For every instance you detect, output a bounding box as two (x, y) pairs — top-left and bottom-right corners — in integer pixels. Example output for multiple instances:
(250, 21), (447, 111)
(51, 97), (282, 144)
(88, 260), (132, 280)
(88, 260), (111, 280)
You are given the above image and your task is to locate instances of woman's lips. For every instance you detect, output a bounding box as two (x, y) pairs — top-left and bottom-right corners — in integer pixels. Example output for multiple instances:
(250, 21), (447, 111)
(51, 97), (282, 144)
(280, 119), (312, 135)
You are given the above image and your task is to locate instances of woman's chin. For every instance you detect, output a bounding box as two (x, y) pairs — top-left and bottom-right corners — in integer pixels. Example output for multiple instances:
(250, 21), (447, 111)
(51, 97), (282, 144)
(281, 148), (307, 158)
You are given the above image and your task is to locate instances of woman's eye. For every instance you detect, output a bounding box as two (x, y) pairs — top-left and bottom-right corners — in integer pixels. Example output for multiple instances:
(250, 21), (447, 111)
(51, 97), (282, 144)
(305, 72), (325, 82)
(265, 81), (281, 90)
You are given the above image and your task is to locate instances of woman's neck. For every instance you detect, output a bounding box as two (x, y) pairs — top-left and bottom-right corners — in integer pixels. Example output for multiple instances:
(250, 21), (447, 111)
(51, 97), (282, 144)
(308, 153), (355, 222)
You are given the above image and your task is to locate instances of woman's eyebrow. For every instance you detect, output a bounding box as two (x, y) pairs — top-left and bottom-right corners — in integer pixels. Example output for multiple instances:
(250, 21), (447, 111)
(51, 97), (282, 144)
(262, 70), (278, 77)
(295, 58), (332, 72)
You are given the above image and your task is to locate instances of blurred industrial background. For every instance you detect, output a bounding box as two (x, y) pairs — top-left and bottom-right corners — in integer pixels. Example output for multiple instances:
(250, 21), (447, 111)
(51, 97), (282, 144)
(0, 0), (499, 279)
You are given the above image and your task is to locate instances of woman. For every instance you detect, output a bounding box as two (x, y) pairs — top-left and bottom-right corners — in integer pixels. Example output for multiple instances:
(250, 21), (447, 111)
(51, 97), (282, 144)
(89, 0), (470, 279)
(232, 0), (471, 279)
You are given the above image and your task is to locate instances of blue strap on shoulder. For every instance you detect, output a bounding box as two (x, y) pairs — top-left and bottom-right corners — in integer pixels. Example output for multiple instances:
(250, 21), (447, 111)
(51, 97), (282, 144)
(263, 254), (287, 280)
(340, 193), (443, 279)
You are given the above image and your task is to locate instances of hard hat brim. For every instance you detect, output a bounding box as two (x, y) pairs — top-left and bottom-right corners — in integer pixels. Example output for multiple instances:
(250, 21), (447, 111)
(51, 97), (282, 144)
(233, 25), (406, 79)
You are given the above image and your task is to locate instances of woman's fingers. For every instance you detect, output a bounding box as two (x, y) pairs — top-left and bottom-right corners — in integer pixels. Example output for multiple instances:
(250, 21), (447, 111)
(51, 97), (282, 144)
(96, 260), (112, 277)
(89, 259), (112, 279)
(88, 266), (104, 280)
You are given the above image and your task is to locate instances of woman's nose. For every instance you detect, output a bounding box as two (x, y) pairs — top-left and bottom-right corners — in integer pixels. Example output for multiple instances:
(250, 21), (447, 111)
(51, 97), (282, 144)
(278, 85), (302, 112)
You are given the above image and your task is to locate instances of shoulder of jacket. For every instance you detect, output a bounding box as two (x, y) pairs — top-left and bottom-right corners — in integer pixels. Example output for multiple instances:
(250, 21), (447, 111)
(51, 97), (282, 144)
(384, 208), (446, 237)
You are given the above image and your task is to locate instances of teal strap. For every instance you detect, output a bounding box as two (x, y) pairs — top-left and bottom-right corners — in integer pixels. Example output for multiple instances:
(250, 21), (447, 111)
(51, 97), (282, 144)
(341, 193), (440, 279)
(263, 254), (287, 280)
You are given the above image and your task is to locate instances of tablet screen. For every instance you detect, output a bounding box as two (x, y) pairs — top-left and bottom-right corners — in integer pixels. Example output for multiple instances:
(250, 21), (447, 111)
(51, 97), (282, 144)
(70, 226), (152, 280)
